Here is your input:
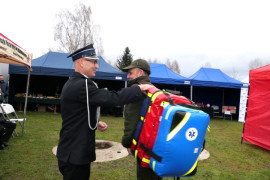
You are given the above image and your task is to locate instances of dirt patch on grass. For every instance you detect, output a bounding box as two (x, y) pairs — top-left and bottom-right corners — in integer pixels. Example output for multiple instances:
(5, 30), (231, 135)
(199, 149), (210, 160)
(52, 141), (209, 162)
(52, 140), (128, 162)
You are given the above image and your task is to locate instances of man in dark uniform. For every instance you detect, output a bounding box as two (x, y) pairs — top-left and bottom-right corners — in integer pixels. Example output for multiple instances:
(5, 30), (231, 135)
(57, 44), (153, 180)
(121, 59), (161, 180)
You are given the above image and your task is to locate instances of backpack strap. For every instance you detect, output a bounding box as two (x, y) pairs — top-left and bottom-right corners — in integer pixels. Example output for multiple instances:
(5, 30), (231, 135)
(162, 90), (175, 106)
(139, 142), (162, 162)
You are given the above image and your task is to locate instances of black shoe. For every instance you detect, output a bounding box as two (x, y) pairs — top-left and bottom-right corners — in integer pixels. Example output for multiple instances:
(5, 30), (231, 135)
(3, 142), (10, 147)
(0, 144), (5, 150)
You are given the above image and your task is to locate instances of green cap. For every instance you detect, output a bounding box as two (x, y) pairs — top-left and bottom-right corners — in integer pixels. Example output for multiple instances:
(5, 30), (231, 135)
(122, 59), (151, 75)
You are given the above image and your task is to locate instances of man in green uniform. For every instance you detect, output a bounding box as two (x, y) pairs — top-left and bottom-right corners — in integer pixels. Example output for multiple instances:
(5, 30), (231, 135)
(122, 59), (161, 180)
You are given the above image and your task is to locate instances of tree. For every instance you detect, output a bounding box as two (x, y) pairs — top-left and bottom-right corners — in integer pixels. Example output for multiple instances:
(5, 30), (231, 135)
(171, 60), (181, 74)
(115, 47), (133, 70)
(166, 58), (172, 69)
(148, 58), (159, 63)
(229, 67), (240, 80)
(92, 25), (104, 56)
(54, 3), (103, 54)
(165, 58), (180, 74)
(152, 58), (159, 63)
(202, 62), (212, 68)
(249, 58), (264, 70)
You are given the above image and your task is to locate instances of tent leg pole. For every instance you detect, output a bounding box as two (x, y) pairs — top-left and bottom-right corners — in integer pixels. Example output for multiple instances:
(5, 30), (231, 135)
(190, 85), (193, 101)
(241, 122), (246, 144)
(23, 69), (31, 134)
(222, 89), (224, 106)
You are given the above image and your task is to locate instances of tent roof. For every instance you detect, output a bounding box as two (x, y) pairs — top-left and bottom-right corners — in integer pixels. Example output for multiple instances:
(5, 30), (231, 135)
(189, 67), (248, 88)
(149, 63), (190, 85)
(249, 64), (270, 80)
(0, 32), (32, 67)
(9, 51), (126, 81)
(9, 56), (191, 84)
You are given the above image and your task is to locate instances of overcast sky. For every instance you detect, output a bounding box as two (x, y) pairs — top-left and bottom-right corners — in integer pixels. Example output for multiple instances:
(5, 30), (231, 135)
(1, 0), (270, 81)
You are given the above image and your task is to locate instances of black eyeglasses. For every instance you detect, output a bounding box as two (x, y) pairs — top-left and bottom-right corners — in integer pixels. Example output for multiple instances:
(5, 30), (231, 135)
(84, 58), (98, 65)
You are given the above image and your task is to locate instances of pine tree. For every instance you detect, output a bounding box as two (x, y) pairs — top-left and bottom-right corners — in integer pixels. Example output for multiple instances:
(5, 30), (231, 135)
(115, 47), (133, 70)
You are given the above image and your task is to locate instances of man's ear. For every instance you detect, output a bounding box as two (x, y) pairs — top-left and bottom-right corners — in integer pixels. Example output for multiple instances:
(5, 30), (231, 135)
(78, 58), (85, 68)
(74, 59), (83, 70)
(139, 69), (146, 76)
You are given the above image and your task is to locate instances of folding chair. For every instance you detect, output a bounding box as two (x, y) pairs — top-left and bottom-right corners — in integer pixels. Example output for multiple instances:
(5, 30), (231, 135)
(211, 105), (220, 117)
(0, 103), (26, 136)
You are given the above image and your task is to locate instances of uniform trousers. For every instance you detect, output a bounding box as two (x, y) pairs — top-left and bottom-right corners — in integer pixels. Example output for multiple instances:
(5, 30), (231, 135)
(0, 124), (6, 145)
(58, 160), (91, 180)
(137, 163), (162, 180)
(0, 120), (16, 144)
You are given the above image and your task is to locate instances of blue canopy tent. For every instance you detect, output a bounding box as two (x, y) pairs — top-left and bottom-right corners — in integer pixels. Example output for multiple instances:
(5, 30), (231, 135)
(189, 67), (246, 89)
(8, 52), (127, 113)
(188, 67), (248, 118)
(10, 55), (192, 85)
(9, 51), (126, 80)
(148, 63), (191, 96)
(149, 63), (190, 85)
(9, 53), (192, 91)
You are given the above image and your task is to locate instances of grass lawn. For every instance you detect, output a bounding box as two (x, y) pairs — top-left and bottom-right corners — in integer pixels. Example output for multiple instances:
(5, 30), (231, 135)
(0, 111), (270, 180)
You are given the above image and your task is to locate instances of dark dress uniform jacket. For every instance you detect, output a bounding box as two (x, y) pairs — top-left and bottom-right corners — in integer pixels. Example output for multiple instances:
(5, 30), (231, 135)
(57, 72), (143, 165)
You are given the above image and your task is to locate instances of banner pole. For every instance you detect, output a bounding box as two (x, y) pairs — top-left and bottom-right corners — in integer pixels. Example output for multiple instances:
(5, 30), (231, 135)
(23, 68), (31, 134)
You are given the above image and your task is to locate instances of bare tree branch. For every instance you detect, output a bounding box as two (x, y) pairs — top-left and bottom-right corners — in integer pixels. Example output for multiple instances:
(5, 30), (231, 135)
(229, 67), (240, 80)
(54, 3), (103, 53)
(165, 59), (180, 74)
(171, 60), (181, 74)
(202, 62), (212, 68)
(249, 58), (264, 70)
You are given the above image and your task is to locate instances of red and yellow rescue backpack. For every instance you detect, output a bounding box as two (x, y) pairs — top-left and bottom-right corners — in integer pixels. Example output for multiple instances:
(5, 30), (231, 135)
(130, 87), (210, 178)
(131, 87), (192, 167)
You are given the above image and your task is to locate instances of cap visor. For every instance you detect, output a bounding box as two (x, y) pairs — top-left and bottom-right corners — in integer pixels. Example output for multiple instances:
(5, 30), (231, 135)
(85, 57), (99, 60)
(122, 65), (135, 70)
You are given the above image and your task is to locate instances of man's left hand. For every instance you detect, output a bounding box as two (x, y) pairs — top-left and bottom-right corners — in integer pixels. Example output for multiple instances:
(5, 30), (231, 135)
(97, 121), (108, 132)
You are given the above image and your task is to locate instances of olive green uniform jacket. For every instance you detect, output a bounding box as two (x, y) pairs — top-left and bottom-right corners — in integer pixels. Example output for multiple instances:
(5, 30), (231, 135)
(121, 76), (152, 148)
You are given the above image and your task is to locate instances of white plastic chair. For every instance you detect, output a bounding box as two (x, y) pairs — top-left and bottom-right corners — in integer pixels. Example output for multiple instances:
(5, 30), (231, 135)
(211, 105), (219, 117)
(0, 103), (26, 136)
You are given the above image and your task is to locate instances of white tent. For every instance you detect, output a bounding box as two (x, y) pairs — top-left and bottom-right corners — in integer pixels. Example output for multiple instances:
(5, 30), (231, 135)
(0, 32), (32, 133)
